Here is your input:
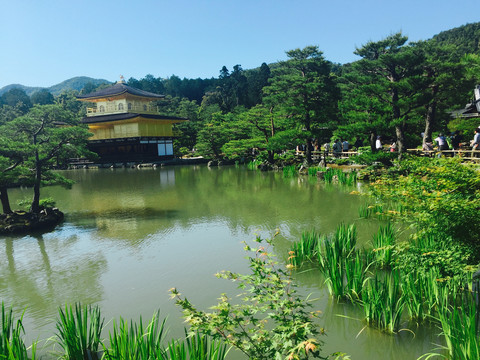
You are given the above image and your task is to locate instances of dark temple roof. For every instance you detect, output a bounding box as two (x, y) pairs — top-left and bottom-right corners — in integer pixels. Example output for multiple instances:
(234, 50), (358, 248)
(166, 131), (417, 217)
(451, 85), (480, 118)
(77, 81), (165, 100)
(81, 113), (187, 124)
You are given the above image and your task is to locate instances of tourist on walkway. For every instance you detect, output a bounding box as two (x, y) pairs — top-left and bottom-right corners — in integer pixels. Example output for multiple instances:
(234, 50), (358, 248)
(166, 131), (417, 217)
(389, 140), (396, 152)
(435, 134), (449, 150)
(332, 139), (342, 158)
(342, 140), (349, 152)
(471, 128), (480, 157)
(375, 136), (382, 152)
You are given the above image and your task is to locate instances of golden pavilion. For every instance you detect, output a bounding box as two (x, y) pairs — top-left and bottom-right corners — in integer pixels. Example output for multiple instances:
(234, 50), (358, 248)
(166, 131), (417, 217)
(77, 79), (187, 163)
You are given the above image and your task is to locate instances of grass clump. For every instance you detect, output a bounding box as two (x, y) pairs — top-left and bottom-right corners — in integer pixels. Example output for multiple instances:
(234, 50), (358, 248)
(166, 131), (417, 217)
(362, 271), (404, 333)
(56, 303), (104, 360)
(288, 230), (320, 267)
(103, 311), (167, 360)
(372, 222), (395, 269)
(166, 330), (228, 360)
(0, 302), (34, 360)
(283, 165), (298, 177)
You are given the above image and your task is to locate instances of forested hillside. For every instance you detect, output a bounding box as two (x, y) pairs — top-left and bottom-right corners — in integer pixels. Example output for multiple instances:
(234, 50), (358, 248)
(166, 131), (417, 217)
(432, 22), (480, 55)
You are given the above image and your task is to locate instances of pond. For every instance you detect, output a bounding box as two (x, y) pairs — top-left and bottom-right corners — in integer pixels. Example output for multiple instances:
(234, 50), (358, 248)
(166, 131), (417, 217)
(0, 165), (438, 359)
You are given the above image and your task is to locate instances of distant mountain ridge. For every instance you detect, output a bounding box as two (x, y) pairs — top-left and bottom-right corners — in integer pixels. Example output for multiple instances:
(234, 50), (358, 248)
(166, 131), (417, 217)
(0, 76), (110, 97)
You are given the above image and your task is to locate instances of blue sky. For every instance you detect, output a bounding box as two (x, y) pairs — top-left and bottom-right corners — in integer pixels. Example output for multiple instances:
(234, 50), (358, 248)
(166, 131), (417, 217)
(0, 0), (478, 89)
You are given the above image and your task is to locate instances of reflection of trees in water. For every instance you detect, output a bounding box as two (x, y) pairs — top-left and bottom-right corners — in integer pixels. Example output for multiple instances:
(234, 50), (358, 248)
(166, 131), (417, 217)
(33, 166), (365, 245)
(0, 233), (106, 326)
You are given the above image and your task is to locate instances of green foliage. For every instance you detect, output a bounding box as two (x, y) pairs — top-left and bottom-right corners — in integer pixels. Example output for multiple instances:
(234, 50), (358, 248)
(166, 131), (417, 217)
(369, 157), (480, 248)
(0, 88), (32, 114)
(263, 46), (340, 163)
(55, 303), (104, 360)
(435, 295), (480, 360)
(307, 167), (325, 177)
(0, 302), (33, 360)
(2, 104), (94, 212)
(171, 236), (325, 360)
(418, 291), (480, 360)
(17, 197), (56, 210)
(343, 33), (426, 153)
(246, 160), (260, 170)
(39, 197), (56, 208)
(394, 235), (474, 279)
(349, 151), (397, 166)
(432, 22), (480, 57)
(30, 89), (54, 105)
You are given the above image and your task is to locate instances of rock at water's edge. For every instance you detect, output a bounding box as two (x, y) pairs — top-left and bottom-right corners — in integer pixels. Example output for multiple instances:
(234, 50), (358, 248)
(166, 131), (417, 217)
(0, 208), (64, 235)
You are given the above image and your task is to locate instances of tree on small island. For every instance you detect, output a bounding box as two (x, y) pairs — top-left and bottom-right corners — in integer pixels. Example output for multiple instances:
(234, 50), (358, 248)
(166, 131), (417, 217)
(0, 103), (94, 233)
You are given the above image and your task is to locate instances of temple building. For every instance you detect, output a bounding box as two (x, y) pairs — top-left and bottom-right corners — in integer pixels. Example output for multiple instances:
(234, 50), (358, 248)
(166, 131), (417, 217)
(77, 79), (187, 163)
(453, 85), (480, 119)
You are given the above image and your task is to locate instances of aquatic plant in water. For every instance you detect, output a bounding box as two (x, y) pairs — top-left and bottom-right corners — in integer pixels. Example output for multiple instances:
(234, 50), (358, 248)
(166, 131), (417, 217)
(361, 271), (404, 334)
(318, 224), (361, 299)
(288, 230), (321, 267)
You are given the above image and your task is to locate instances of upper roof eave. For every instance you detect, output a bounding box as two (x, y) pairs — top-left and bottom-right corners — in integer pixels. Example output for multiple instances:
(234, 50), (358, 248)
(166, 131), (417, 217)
(77, 82), (165, 101)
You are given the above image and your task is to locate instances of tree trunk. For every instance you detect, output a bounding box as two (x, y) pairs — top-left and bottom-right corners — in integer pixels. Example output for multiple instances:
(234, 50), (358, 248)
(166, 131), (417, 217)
(423, 87), (438, 146)
(267, 150), (274, 164)
(370, 132), (377, 152)
(31, 149), (42, 213)
(0, 187), (12, 214)
(396, 125), (405, 158)
(305, 138), (313, 164)
(392, 87), (405, 155)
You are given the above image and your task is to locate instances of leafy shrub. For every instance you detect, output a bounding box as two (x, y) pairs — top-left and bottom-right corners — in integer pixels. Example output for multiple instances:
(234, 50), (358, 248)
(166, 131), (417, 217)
(171, 236), (326, 360)
(350, 151), (397, 166)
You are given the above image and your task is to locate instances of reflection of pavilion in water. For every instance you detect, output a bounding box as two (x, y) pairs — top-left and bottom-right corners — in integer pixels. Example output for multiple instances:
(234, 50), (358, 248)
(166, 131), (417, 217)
(91, 168), (178, 239)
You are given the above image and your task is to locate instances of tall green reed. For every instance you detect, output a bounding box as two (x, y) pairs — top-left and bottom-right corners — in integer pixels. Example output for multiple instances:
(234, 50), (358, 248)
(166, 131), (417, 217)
(166, 330), (228, 360)
(372, 222), (395, 269)
(318, 224), (361, 299)
(345, 250), (371, 301)
(56, 303), (104, 360)
(103, 311), (167, 360)
(283, 165), (297, 177)
(307, 166), (326, 177)
(362, 271), (404, 334)
(0, 302), (33, 360)
(288, 230), (320, 267)
(246, 160), (259, 171)
(420, 292), (480, 360)
(322, 168), (357, 185)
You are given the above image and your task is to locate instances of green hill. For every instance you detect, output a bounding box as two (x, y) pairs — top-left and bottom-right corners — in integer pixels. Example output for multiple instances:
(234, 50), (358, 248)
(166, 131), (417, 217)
(0, 76), (110, 97)
(431, 22), (480, 55)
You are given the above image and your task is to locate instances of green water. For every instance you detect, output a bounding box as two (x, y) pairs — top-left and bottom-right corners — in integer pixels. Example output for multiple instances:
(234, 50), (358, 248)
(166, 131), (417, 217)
(0, 165), (439, 359)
